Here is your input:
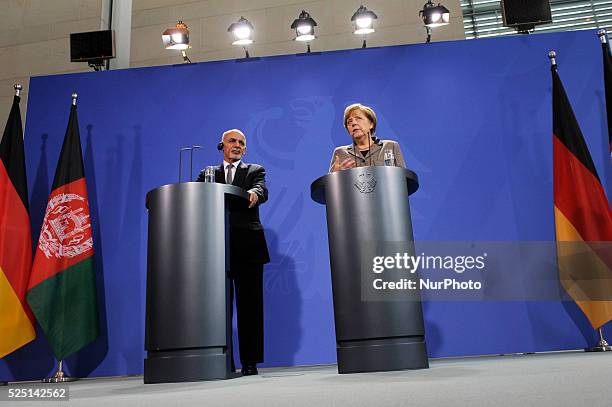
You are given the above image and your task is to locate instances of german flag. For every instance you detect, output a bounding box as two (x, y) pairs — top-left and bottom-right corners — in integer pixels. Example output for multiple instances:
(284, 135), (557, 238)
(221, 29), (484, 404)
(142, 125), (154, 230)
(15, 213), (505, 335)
(0, 92), (36, 358)
(553, 63), (612, 329)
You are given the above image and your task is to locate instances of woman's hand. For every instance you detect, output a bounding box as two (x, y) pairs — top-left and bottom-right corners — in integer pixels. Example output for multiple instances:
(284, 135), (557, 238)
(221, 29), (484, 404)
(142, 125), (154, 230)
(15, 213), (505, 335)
(332, 154), (356, 172)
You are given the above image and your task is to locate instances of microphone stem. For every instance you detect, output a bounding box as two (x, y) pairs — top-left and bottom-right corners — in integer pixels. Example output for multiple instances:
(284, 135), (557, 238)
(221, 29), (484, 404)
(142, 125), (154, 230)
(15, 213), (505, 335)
(368, 132), (372, 167)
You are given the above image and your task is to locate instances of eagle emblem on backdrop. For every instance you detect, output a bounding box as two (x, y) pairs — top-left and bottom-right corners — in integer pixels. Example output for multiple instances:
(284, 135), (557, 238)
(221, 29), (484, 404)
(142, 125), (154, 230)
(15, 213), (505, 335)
(38, 192), (93, 259)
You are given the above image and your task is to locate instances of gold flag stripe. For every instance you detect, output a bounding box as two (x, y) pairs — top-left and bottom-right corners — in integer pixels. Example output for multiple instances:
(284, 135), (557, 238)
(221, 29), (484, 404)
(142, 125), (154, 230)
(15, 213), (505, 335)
(555, 207), (612, 329)
(0, 266), (35, 358)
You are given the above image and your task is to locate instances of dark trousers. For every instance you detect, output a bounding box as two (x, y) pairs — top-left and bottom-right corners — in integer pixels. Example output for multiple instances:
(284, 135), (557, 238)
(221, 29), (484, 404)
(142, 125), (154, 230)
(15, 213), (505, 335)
(229, 264), (264, 366)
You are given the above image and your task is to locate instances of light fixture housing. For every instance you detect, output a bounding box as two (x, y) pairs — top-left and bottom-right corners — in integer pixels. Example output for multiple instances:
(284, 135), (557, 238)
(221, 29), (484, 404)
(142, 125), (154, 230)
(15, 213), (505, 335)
(291, 10), (317, 42)
(420, 1), (450, 28)
(351, 5), (377, 35)
(162, 21), (191, 50)
(228, 16), (254, 46)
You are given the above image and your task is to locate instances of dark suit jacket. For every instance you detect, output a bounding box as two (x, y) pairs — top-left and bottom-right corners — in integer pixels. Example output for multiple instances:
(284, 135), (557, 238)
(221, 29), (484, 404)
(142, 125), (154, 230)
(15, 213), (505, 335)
(197, 162), (270, 268)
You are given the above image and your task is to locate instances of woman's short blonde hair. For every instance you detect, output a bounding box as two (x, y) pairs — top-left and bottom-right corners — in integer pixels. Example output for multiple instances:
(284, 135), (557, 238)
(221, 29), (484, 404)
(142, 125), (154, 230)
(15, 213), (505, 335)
(343, 103), (377, 133)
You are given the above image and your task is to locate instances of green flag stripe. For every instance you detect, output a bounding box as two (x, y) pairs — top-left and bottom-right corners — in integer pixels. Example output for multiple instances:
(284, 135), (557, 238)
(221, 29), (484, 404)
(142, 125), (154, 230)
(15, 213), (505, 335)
(26, 257), (98, 360)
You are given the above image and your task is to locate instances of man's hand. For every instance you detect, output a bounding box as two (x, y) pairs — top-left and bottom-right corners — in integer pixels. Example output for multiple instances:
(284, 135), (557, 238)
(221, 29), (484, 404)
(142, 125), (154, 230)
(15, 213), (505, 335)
(248, 191), (259, 208)
(332, 154), (356, 172)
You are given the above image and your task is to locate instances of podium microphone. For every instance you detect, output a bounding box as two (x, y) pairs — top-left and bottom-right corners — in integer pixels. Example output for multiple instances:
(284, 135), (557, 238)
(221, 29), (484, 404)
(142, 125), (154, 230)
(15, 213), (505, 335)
(190, 145), (202, 182)
(178, 145), (204, 183)
(367, 130), (373, 167)
(178, 147), (192, 183)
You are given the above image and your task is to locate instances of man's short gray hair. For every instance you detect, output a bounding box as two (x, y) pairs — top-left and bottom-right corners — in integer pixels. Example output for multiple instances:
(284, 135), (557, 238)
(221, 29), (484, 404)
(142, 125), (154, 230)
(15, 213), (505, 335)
(221, 129), (246, 146)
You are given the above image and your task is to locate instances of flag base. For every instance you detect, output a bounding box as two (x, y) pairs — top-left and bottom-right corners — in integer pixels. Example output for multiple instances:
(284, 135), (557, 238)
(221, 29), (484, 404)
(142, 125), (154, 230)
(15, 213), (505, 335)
(43, 360), (77, 383)
(43, 374), (77, 383)
(585, 343), (612, 352)
(585, 328), (612, 352)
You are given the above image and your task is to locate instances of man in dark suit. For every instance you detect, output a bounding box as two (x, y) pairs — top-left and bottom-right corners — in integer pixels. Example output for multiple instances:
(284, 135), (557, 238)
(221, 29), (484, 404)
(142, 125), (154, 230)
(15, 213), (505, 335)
(197, 129), (270, 376)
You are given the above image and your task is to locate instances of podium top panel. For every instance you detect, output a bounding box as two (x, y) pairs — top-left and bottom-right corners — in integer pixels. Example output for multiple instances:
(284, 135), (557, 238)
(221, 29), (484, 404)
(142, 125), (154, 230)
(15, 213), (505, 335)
(145, 182), (249, 209)
(310, 166), (419, 205)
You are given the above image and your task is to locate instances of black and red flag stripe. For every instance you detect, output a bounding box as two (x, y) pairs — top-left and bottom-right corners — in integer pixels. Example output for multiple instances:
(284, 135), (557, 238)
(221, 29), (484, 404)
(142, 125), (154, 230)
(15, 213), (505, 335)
(553, 63), (612, 329)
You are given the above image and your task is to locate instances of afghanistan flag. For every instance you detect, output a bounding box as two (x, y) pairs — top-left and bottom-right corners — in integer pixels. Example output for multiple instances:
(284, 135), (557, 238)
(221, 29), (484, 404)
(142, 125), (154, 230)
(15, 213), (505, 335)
(602, 32), (612, 152)
(26, 100), (98, 360)
(553, 65), (612, 329)
(0, 94), (36, 358)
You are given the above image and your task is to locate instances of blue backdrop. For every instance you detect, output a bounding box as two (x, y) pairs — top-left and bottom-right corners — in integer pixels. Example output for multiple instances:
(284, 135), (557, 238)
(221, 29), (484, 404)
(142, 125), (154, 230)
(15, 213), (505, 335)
(2, 29), (612, 381)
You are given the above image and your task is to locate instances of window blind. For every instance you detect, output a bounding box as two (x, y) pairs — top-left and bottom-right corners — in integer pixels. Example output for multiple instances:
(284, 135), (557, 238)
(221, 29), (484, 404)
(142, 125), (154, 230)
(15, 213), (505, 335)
(462, 0), (612, 39)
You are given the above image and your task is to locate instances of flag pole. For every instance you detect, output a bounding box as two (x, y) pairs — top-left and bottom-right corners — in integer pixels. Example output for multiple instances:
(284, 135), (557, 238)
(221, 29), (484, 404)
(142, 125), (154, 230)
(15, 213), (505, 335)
(548, 50), (557, 70)
(41, 92), (82, 383)
(43, 359), (77, 383)
(598, 29), (612, 160)
(598, 29), (608, 46)
(576, 41), (612, 353)
(549, 49), (612, 352)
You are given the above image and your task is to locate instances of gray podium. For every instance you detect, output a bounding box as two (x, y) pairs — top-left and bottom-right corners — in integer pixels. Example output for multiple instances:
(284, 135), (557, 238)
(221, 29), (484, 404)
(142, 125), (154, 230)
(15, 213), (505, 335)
(144, 182), (248, 384)
(311, 166), (429, 373)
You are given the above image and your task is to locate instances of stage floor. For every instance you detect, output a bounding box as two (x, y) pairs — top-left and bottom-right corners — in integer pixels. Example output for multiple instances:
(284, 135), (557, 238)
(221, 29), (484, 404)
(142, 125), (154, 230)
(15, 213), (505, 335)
(3, 351), (612, 406)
